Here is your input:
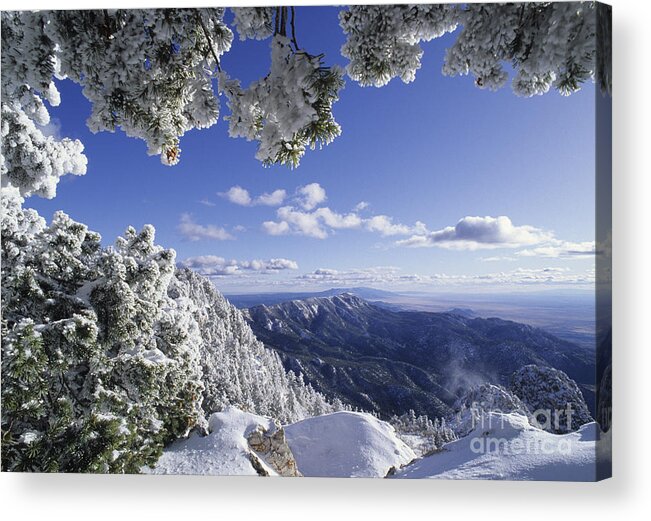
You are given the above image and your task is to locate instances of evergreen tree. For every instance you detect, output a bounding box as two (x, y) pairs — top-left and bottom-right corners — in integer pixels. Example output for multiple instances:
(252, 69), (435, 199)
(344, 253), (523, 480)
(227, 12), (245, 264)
(1, 194), (207, 471)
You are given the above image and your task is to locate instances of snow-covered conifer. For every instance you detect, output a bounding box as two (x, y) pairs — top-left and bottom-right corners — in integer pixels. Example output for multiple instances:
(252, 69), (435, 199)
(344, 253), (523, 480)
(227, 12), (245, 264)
(510, 365), (592, 433)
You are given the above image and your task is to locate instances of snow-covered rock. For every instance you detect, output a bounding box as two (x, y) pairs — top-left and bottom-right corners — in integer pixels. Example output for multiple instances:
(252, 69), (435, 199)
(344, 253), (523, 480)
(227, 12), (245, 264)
(392, 412), (603, 481)
(144, 407), (300, 476)
(284, 411), (416, 478)
(246, 424), (301, 477)
(511, 365), (592, 433)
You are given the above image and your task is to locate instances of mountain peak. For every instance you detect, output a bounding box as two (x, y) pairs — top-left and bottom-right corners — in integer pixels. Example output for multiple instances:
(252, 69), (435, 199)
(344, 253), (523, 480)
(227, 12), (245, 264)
(244, 294), (595, 420)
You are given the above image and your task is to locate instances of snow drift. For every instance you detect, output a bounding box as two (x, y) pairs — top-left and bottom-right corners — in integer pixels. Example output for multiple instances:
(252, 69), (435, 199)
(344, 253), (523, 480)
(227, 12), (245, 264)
(144, 406), (299, 476)
(145, 408), (415, 478)
(392, 412), (604, 481)
(284, 411), (416, 478)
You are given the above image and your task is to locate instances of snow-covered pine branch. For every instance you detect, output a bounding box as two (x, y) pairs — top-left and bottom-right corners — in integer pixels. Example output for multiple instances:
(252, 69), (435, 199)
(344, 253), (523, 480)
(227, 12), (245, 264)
(222, 35), (344, 168)
(1, 4), (611, 199)
(340, 2), (611, 96)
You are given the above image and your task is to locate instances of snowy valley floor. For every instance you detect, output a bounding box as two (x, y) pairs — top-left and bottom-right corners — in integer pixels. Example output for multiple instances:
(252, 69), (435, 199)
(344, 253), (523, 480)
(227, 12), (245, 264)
(144, 408), (608, 480)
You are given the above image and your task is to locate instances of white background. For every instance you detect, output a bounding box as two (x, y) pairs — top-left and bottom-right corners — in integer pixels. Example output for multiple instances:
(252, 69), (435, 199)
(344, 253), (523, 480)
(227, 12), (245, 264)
(1, 0), (649, 518)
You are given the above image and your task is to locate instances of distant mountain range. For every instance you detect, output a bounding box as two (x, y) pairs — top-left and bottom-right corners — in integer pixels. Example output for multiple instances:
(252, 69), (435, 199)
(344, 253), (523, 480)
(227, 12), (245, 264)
(242, 293), (596, 419)
(225, 287), (399, 309)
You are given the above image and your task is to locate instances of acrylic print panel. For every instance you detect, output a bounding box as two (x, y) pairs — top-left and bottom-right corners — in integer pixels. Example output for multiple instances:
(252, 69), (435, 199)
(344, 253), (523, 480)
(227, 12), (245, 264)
(0, 3), (611, 480)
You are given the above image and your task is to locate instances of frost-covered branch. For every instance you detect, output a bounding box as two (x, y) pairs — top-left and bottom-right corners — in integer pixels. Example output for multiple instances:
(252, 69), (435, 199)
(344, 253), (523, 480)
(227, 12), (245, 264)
(1, 4), (611, 198)
(340, 2), (611, 97)
(222, 35), (344, 168)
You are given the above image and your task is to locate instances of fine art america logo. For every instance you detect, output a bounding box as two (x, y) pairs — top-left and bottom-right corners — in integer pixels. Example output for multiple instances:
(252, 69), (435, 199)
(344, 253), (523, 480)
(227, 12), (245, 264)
(469, 404), (577, 456)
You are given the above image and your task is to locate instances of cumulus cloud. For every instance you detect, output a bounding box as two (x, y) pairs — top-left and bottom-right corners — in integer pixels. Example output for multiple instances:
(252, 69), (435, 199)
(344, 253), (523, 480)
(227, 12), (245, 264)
(256, 189), (287, 206)
(316, 207), (363, 230)
(262, 220), (291, 236)
(397, 216), (552, 250)
(365, 215), (427, 237)
(199, 199), (216, 207)
(219, 186), (287, 207)
(516, 240), (596, 258)
(297, 182), (327, 210)
(177, 214), (234, 241)
(263, 206), (363, 239)
(220, 185), (252, 206)
(354, 201), (370, 212)
(262, 202), (425, 240)
(180, 255), (298, 277)
(271, 206), (327, 238)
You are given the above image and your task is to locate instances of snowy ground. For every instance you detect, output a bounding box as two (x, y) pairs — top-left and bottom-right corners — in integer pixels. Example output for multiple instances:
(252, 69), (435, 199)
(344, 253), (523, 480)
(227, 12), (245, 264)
(143, 406), (279, 476)
(144, 408), (605, 480)
(392, 412), (604, 481)
(144, 407), (414, 478)
(284, 411), (416, 478)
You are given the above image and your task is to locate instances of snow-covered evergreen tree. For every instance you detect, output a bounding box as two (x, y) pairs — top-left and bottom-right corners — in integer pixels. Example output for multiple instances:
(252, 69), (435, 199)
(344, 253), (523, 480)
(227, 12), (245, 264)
(510, 365), (593, 433)
(451, 383), (531, 437)
(389, 409), (456, 456)
(171, 268), (338, 424)
(1, 11), (87, 199)
(1, 192), (208, 471)
(1, 191), (339, 471)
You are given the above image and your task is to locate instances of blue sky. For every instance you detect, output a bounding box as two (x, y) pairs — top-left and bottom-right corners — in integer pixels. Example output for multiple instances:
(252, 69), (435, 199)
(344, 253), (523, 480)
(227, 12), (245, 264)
(27, 6), (597, 294)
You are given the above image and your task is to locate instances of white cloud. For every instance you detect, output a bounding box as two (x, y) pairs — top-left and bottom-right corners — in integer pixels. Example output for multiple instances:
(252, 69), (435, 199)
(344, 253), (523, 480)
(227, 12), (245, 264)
(262, 220), (291, 236)
(177, 214), (234, 241)
(263, 206), (364, 239)
(316, 207), (363, 230)
(296, 266), (403, 284)
(397, 216), (552, 250)
(180, 255), (298, 277)
(275, 206), (327, 238)
(220, 186), (252, 206)
(480, 256), (518, 262)
(219, 186), (287, 207)
(199, 199), (216, 207)
(354, 201), (370, 212)
(256, 189), (287, 206)
(293, 266), (594, 288)
(461, 267), (590, 285)
(365, 215), (427, 237)
(297, 182), (327, 210)
(516, 240), (596, 258)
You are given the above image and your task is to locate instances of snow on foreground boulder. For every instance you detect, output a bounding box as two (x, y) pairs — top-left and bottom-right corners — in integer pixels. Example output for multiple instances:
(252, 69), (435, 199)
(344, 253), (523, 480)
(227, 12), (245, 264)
(284, 411), (416, 478)
(391, 412), (605, 481)
(143, 406), (300, 476)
